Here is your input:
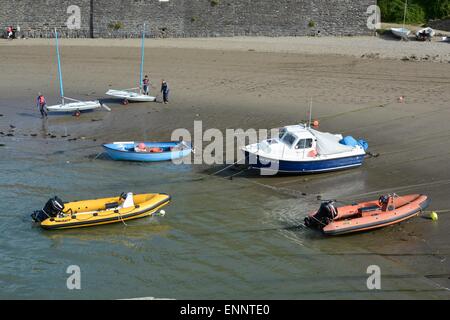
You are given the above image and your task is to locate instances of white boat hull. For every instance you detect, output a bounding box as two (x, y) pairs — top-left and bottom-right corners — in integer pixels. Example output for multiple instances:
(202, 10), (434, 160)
(391, 28), (411, 38)
(46, 100), (101, 112)
(106, 90), (156, 102)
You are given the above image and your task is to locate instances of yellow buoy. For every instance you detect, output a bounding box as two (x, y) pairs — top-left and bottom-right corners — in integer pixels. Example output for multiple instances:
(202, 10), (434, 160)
(430, 211), (438, 221)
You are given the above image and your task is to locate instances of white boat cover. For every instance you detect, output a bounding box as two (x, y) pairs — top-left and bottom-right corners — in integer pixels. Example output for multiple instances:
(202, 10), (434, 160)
(309, 128), (355, 155)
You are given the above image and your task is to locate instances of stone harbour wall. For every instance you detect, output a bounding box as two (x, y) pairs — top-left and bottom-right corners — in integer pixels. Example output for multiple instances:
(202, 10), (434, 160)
(0, 0), (376, 38)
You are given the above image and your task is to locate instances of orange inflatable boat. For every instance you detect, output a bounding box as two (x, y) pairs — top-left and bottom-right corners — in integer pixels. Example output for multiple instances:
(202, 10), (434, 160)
(304, 194), (430, 236)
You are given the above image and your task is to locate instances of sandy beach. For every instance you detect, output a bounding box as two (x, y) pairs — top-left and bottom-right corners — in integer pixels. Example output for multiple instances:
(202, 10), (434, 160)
(0, 36), (449, 298)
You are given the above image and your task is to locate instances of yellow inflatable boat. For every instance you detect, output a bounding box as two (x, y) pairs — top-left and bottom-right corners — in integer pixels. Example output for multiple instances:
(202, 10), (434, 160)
(31, 192), (170, 230)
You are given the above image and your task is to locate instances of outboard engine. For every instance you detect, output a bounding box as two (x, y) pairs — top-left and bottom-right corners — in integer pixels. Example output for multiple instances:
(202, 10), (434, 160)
(304, 201), (338, 230)
(31, 197), (65, 223)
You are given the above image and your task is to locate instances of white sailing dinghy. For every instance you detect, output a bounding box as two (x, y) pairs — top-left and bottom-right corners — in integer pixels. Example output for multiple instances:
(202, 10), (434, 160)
(391, 27), (411, 39)
(106, 23), (157, 103)
(46, 29), (107, 113)
(390, 0), (411, 40)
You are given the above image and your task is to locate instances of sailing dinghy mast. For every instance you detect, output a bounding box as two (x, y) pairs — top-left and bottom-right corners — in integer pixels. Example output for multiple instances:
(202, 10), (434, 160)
(403, 0), (408, 31)
(139, 23), (146, 95)
(104, 22), (156, 103)
(55, 28), (65, 106)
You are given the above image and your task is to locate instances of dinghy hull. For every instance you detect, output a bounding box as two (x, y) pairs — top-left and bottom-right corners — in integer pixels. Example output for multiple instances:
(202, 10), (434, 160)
(305, 194), (430, 236)
(46, 101), (101, 112)
(38, 193), (170, 230)
(103, 141), (192, 162)
(391, 27), (411, 39)
(106, 90), (156, 102)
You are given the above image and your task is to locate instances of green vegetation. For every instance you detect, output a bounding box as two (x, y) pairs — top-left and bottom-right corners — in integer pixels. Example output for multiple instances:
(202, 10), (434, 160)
(379, 0), (450, 24)
(210, 0), (220, 7)
(108, 21), (124, 31)
(308, 20), (316, 28)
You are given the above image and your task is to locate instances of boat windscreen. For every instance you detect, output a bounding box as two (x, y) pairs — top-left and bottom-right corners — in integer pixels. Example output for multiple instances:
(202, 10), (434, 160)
(281, 133), (297, 147)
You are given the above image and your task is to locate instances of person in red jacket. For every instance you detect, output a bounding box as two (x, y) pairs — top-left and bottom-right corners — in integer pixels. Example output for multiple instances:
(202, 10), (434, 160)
(36, 93), (47, 118)
(6, 26), (13, 39)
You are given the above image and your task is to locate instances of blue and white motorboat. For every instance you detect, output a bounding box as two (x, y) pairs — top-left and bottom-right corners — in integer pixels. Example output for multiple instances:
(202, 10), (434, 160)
(103, 141), (192, 162)
(242, 124), (368, 174)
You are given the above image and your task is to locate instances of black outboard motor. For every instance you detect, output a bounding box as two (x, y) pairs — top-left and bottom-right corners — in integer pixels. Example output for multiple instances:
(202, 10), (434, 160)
(31, 197), (65, 223)
(304, 201), (338, 230)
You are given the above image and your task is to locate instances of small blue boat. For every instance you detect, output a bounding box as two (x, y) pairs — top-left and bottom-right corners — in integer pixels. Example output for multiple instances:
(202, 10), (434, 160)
(242, 124), (368, 174)
(103, 141), (192, 162)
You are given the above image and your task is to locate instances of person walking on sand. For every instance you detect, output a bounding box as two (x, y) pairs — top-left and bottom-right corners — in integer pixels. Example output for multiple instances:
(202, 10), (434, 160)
(161, 80), (170, 104)
(142, 75), (150, 95)
(36, 93), (47, 118)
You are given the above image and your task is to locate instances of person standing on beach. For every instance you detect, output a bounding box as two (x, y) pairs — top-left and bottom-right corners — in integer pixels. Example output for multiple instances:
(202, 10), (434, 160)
(161, 80), (170, 104)
(36, 93), (47, 118)
(6, 26), (13, 39)
(142, 75), (150, 95)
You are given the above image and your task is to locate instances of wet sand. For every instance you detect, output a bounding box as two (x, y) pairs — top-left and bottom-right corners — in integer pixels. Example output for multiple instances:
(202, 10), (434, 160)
(0, 37), (449, 298)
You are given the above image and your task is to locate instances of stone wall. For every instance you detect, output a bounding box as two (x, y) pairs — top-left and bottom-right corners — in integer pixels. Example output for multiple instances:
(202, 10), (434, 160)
(93, 0), (185, 38)
(185, 0), (375, 37)
(428, 19), (450, 32)
(0, 0), (91, 37)
(0, 0), (376, 38)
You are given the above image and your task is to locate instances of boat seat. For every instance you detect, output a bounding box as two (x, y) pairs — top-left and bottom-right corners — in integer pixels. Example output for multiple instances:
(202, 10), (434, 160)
(105, 202), (119, 210)
(121, 192), (135, 209)
(358, 205), (379, 214)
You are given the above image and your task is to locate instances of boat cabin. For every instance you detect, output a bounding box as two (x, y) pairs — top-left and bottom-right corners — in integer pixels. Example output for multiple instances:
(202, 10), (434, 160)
(276, 125), (318, 158)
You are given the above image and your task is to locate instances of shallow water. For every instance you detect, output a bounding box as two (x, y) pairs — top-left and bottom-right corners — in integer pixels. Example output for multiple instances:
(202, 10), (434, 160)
(0, 99), (448, 300)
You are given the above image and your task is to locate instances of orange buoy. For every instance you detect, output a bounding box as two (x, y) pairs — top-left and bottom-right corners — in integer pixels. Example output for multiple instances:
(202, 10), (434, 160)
(308, 149), (318, 157)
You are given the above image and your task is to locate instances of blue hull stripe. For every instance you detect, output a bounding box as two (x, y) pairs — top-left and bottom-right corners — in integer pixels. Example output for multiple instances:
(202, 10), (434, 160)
(245, 152), (365, 173)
